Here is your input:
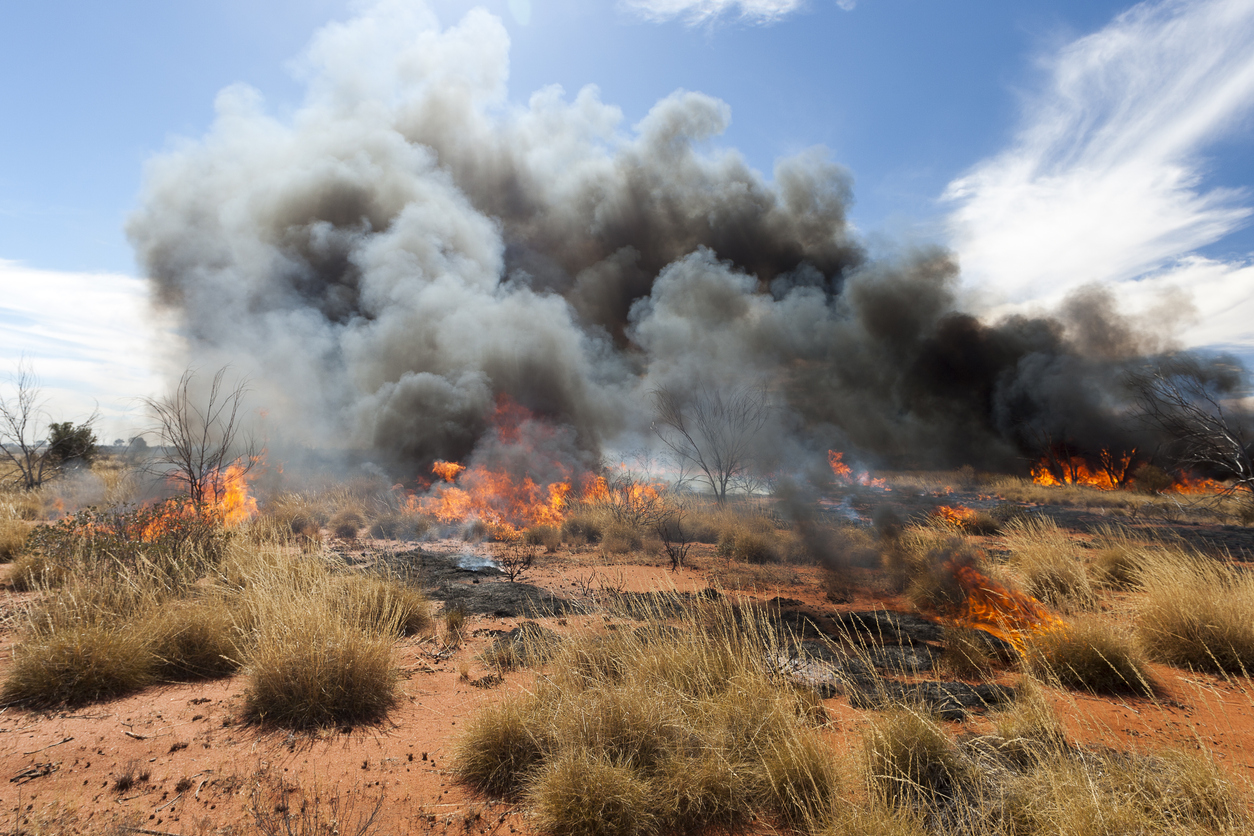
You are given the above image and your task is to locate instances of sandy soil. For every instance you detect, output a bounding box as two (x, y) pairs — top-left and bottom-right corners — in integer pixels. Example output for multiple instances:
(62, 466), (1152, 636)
(4, 504), (1254, 834)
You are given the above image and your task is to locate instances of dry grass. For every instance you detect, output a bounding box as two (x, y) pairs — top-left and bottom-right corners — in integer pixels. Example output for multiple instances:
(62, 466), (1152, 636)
(0, 516), (29, 562)
(860, 689), (1244, 836)
(455, 595), (839, 831)
(1135, 546), (1254, 674)
(1025, 618), (1156, 696)
(2, 621), (155, 707)
(243, 614), (398, 728)
(1000, 517), (1096, 612)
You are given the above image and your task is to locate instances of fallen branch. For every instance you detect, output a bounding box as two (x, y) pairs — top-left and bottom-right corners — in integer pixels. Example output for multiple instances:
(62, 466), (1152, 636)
(23, 735), (72, 755)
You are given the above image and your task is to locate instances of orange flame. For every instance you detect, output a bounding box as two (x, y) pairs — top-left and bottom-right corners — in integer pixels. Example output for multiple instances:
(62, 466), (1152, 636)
(827, 450), (890, 490)
(946, 560), (1065, 653)
(432, 460), (466, 482)
(1030, 447), (1225, 495)
(934, 505), (978, 527)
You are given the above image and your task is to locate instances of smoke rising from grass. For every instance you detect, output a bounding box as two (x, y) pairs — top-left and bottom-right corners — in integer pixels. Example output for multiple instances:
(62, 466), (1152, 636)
(128, 0), (1246, 480)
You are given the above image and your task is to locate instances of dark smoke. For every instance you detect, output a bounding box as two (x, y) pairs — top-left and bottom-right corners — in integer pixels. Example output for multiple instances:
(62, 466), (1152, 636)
(126, 1), (1247, 480)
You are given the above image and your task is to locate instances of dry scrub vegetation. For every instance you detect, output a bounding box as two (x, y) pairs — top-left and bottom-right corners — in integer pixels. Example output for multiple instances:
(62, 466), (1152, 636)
(4, 462), (1254, 835)
(1, 497), (431, 727)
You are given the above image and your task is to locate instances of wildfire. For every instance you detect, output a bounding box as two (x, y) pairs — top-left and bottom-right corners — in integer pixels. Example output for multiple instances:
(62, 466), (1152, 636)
(1029, 447), (1225, 495)
(945, 559), (1065, 654)
(827, 450), (890, 490)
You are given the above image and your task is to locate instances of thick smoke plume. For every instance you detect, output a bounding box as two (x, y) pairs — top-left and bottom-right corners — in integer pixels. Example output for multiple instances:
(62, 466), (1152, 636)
(127, 0), (1245, 481)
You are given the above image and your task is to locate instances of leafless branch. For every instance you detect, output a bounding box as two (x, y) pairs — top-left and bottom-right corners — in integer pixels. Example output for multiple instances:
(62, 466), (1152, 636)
(1128, 357), (1254, 499)
(650, 382), (772, 504)
(143, 367), (257, 507)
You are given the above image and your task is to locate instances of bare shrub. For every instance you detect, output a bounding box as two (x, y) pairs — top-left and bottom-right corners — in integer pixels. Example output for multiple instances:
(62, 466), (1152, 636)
(250, 778), (384, 836)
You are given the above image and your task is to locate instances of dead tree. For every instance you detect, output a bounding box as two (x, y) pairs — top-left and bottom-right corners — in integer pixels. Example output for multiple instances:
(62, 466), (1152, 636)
(651, 383), (772, 504)
(143, 368), (257, 508)
(1129, 358), (1253, 499)
(0, 360), (97, 489)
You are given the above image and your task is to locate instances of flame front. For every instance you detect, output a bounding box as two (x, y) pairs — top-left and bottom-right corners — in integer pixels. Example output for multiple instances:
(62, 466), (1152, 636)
(1030, 447), (1224, 494)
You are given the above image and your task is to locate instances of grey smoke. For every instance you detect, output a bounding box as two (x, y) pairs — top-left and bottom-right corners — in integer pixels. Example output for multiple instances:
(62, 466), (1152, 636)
(127, 0), (1245, 482)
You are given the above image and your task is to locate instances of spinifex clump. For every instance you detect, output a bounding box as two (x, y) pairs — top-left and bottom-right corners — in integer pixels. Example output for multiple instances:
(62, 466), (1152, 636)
(455, 594), (839, 832)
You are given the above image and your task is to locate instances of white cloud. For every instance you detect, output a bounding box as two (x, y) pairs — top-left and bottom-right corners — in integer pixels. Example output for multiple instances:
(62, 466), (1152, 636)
(945, 0), (1254, 351)
(0, 261), (175, 441)
(620, 0), (807, 26)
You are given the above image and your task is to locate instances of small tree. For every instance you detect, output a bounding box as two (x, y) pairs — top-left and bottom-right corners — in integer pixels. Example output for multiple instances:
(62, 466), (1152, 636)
(651, 383), (772, 504)
(46, 421), (98, 469)
(143, 368), (257, 508)
(1128, 357), (1254, 500)
(0, 361), (98, 489)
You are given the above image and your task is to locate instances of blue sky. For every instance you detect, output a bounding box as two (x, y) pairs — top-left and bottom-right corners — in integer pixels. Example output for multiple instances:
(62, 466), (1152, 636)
(2, 0), (1252, 439)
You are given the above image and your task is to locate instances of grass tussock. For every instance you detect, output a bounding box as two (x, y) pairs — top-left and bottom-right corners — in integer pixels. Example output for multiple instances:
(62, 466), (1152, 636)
(1135, 546), (1254, 675)
(3, 502), (426, 720)
(243, 614), (398, 728)
(1001, 517), (1096, 612)
(1026, 618), (1156, 696)
(2, 622), (154, 707)
(455, 596), (839, 831)
(0, 517), (29, 562)
(524, 524), (562, 553)
(861, 692), (1245, 836)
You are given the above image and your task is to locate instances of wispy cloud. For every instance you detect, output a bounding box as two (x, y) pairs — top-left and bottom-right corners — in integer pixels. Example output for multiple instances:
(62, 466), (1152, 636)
(0, 261), (174, 439)
(945, 0), (1254, 350)
(620, 0), (809, 26)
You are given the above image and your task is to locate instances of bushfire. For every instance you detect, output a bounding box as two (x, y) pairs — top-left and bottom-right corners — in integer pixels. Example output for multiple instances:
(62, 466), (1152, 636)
(1030, 448), (1225, 494)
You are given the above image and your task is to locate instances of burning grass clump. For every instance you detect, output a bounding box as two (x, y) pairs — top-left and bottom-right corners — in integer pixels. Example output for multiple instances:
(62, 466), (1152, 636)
(1135, 547), (1254, 675)
(1001, 517), (1096, 613)
(1025, 618), (1155, 696)
(455, 595), (839, 831)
